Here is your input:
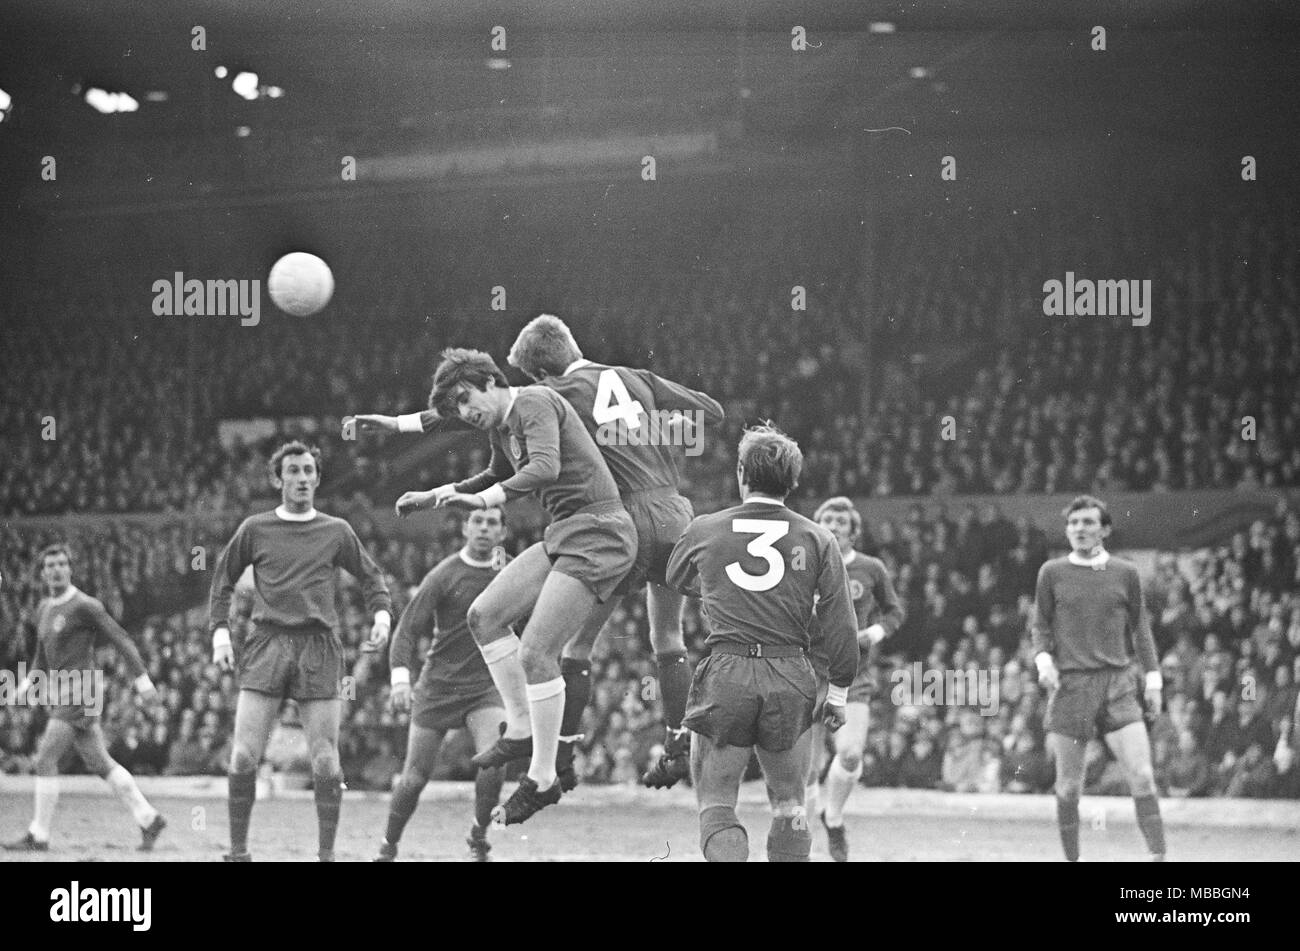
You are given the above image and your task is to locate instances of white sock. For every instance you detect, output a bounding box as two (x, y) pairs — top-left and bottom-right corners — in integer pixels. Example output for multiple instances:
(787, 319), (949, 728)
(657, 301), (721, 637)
(30, 776), (60, 842)
(824, 755), (862, 828)
(106, 765), (157, 828)
(479, 636), (532, 738)
(525, 677), (565, 788)
(804, 782), (821, 819)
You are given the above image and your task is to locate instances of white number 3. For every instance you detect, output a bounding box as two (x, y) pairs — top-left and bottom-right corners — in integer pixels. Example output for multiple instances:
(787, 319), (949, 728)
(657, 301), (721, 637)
(726, 519), (790, 592)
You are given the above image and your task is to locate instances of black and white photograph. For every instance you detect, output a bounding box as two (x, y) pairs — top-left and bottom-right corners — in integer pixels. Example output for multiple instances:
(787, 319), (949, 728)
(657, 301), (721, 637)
(0, 0), (1295, 923)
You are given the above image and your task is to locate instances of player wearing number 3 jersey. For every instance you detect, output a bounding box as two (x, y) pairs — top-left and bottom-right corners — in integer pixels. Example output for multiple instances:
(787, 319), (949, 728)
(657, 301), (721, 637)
(665, 424), (858, 862)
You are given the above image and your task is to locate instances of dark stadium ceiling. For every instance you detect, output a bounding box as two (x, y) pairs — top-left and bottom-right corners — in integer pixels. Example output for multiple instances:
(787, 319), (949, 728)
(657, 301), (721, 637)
(1, 0), (1297, 144)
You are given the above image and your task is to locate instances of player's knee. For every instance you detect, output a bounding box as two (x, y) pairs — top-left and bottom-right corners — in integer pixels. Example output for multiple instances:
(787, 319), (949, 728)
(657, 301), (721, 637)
(650, 629), (686, 655)
(699, 805), (748, 862)
(1055, 778), (1082, 802)
(837, 750), (862, 773)
(33, 751), (60, 775)
(1128, 769), (1156, 798)
(401, 765), (432, 789)
(230, 746), (258, 775)
(518, 642), (557, 682)
(466, 601), (487, 640)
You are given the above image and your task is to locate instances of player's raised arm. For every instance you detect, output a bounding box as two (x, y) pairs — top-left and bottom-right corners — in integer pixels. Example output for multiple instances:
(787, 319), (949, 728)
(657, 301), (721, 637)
(335, 523), (394, 651)
(635, 369), (726, 426)
(83, 596), (153, 696)
(815, 539), (859, 693)
(209, 518), (256, 668)
(348, 409), (442, 435)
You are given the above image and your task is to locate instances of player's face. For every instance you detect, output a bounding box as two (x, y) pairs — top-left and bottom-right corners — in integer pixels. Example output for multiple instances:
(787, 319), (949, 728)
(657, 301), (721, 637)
(463, 508), (506, 558)
(1066, 506), (1109, 554)
(274, 453), (320, 508)
(818, 509), (857, 553)
(453, 383), (503, 430)
(41, 553), (72, 591)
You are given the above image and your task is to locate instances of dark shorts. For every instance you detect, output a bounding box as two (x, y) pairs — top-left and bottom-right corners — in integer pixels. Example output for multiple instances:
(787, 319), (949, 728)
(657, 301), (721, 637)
(239, 623), (342, 702)
(615, 488), (694, 595)
(1045, 666), (1144, 740)
(412, 676), (504, 733)
(683, 651), (818, 752)
(543, 500), (638, 603)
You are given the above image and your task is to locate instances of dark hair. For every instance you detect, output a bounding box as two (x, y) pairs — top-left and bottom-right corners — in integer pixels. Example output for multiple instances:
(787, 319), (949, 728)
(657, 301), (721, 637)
(465, 506), (507, 527)
(428, 348), (508, 416)
(813, 496), (862, 538)
(737, 423), (803, 498)
(37, 543), (72, 571)
(269, 441), (323, 480)
(1063, 494), (1112, 529)
(508, 314), (583, 380)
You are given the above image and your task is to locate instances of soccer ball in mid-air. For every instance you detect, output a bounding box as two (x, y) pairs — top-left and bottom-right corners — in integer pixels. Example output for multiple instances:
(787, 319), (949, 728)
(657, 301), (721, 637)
(268, 252), (334, 316)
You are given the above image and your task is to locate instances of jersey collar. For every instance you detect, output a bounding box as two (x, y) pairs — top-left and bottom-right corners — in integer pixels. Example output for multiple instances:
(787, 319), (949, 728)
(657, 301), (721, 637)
(459, 549), (496, 569)
(1067, 548), (1110, 568)
(47, 584), (80, 606)
(745, 494), (786, 506)
(504, 387), (520, 421)
(842, 550), (859, 566)
(563, 359), (591, 375)
(275, 505), (318, 522)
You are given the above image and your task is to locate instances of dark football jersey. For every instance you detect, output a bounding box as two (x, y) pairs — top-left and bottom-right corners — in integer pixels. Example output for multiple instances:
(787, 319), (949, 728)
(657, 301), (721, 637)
(31, 586), (147, 682)
(808, 551), (905, 671)
(666, 498), (859, 688)
(540, 360), (724, 494)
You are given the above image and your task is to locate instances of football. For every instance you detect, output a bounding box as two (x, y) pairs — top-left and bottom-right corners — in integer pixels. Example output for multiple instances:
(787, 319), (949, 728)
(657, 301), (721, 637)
(267, 251), (335, 316)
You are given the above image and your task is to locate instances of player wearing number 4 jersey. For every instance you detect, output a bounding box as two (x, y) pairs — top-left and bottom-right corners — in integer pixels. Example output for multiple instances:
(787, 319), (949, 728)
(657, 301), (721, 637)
(506, 314), (724, 790)
(665, 425), (858, 862)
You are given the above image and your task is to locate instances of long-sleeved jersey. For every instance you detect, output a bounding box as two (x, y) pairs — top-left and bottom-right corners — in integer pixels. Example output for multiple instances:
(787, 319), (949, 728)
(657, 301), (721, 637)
(666, 498), (858, 688)
(453, 385), (621, 520)
(28, 585), (147, 687)
(389, 549), (507, 694)
(539, 360), (724, 494)
(1031, 554), (1158, 673)
(808, 550), (906, 674)
(209, 509), (392, 634)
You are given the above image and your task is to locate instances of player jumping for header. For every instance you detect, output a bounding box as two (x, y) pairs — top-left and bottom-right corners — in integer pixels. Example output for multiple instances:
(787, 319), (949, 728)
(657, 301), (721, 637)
(1032, 494), (1167, 862)
(3, 544), (167, 853)
(665, 424), (858, 862)
(395, 349), (637, 825)
(209, 441), (392, 862)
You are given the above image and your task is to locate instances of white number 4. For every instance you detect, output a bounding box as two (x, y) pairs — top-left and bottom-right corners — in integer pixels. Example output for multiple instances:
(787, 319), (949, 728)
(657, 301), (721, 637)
(726, 519), (790, 592)
(593, 369), (644, 430)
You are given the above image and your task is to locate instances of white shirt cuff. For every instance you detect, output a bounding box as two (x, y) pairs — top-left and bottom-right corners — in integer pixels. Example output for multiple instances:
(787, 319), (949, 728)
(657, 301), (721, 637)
(374, 610), (392, 629)
(477, 484), (508, 509)
(1145, 671), (1163, 691)
(826, 684), (848, 707)
(391, 667), (411, 688)
(397, 413), (424, 433)
(1034, 651), (1054, 676)
(212, 628), (232, 650)
(134, 674), (155, 693)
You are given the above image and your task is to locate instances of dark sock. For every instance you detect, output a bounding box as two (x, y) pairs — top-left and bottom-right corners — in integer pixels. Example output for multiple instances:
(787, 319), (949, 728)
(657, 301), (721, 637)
(559, 657), (592, 739)
(314, 774), (342, 854)
(384, 776), (424, 846)
(474, 766), (505, 828)
(1056, 796), (1081, 862)
(699, 805), (748, 862)
(654, 651), (691, 731)
(766, 815), (812, 863)
(1134, 794), (1166, 857)
(227, 772), (256, 855)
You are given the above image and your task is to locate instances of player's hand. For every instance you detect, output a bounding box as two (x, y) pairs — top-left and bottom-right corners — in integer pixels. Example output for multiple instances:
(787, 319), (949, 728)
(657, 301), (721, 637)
(1034, 652), (1059, 691)
(859, 624), (887, 647)
(823, 702), (847, 733)
(347, 414), (399, 433)
(363, 616), (391, 654)
(389, 681), (413, 714)
(395, 489), (436, 517)
(212, 628), (234, 671)
(439, 492), (486, 512)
